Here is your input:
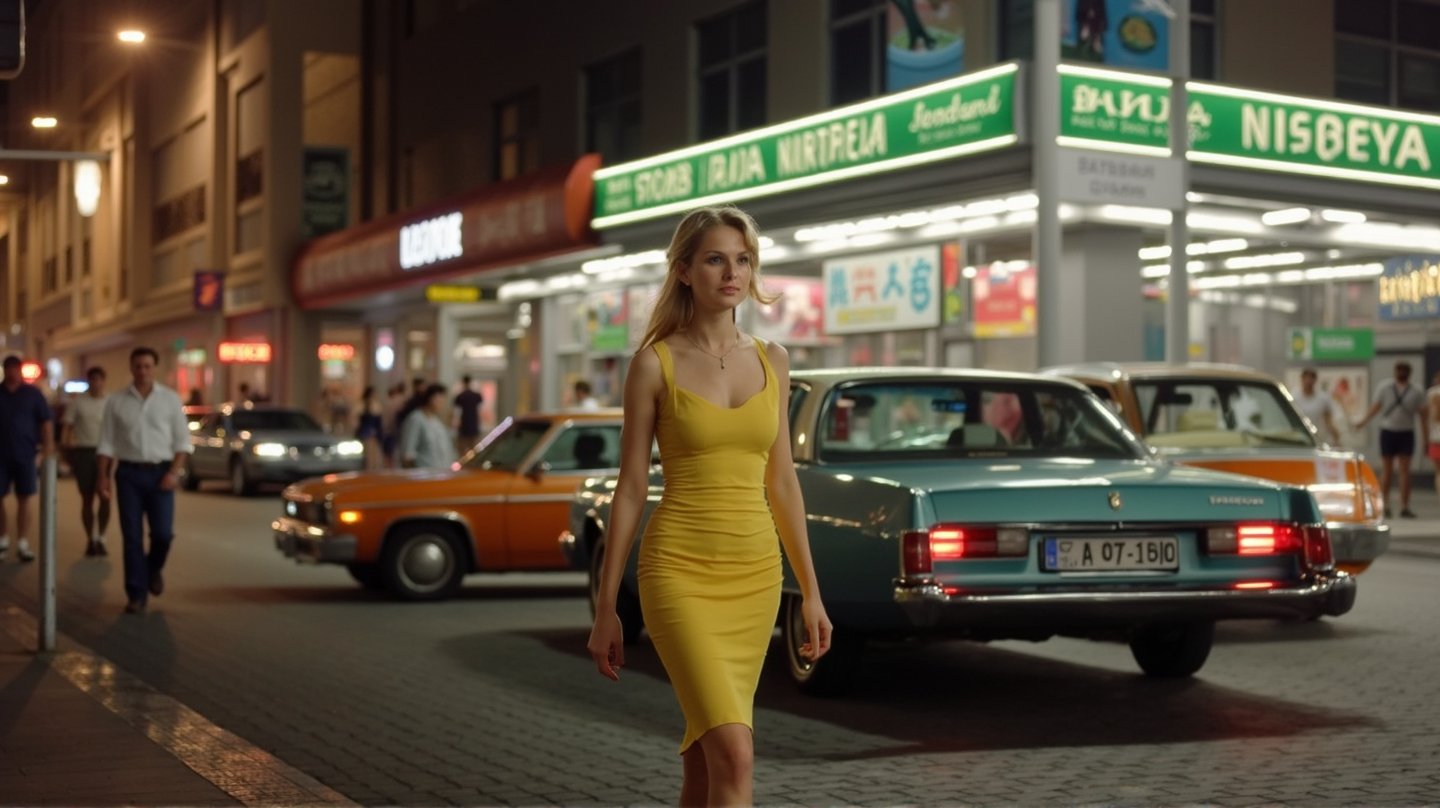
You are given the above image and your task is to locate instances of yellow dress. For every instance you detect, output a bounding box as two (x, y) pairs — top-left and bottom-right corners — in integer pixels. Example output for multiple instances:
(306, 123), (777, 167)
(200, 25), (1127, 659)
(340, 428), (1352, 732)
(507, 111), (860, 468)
(638, 337), (783, 755)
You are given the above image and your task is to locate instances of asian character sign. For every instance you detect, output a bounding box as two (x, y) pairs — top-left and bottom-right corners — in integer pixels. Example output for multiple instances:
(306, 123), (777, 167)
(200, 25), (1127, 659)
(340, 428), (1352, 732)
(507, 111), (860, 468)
(823, 246), (941, 335)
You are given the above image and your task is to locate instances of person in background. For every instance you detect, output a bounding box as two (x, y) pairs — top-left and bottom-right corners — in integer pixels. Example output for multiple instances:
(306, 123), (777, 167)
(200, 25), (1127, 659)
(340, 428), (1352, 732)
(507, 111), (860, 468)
(395, 376), (428, 437)
(1427, 371), (1440, 502)
(381, 383), (407, 467)
(63, 366), (112, 556)
(185, 388), (204, 407)
(453, 375), (485, 453)
(1355, 360), (1428, 519)
(574, 379), (600, 411)
(398, 383), (456, 470)
(96, 347), (192, 614)
(355, 386), (384, 470)
(1292, 368), (1342, 446)
(0, 355), (55, 563)
(237, 381), (254, 406)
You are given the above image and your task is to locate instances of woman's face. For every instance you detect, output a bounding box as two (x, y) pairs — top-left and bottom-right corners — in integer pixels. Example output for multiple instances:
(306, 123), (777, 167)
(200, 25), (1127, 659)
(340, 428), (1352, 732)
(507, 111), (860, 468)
(683, 225), (753, 311)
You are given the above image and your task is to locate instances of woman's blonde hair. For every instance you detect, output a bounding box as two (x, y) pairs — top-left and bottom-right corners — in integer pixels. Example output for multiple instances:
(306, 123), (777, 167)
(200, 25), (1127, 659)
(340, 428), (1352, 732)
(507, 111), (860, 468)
(636, 205), (779, 354)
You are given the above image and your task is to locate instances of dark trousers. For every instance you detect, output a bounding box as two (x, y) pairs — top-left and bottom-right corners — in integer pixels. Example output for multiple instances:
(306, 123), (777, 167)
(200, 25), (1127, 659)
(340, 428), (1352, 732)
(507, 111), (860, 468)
(115, 462), (175, 604)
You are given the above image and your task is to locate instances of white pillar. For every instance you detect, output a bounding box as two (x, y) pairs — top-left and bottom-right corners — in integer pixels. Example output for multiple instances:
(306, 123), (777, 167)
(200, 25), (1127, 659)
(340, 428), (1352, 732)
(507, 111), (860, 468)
(1166, 0), (1192, 364)
(1033, 0), (1064, 368)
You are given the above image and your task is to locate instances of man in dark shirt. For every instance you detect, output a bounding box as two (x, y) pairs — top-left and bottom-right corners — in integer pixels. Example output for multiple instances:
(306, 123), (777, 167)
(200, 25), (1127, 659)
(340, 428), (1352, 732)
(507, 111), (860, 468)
(0, 355), (55, 563)
(453, 375), (484, 453)
(395, 376), (428, 438)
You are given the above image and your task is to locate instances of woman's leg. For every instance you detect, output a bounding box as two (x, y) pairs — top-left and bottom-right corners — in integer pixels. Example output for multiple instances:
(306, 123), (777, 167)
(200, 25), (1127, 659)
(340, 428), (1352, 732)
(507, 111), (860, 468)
(680, 743), (708, 807)
(697, 723), (753, 807)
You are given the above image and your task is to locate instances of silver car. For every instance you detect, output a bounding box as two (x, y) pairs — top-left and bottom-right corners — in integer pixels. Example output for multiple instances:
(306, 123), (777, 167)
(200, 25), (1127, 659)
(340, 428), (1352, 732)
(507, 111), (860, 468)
(184, 404), (366, 496)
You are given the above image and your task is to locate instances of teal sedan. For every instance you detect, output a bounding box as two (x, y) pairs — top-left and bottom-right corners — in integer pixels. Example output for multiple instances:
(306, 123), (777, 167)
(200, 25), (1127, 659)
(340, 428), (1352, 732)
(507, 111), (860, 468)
(561, 369), (1356, 695)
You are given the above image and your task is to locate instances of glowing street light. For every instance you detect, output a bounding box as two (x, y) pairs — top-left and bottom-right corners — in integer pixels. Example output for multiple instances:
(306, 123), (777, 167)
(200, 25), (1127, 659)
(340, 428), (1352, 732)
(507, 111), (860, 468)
(31, 116), (58, 129)
(0, 175), (9, 186)
(117, 29), (146, 44)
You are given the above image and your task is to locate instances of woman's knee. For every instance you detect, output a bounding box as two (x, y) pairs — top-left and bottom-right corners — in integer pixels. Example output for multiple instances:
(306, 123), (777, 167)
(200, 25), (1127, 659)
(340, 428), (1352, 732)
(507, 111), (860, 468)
(699, 724), (753, 778)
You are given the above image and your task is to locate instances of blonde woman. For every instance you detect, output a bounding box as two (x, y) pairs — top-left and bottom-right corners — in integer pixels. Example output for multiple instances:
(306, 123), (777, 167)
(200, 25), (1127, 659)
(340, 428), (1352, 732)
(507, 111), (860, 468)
(588, 206), (832, 806)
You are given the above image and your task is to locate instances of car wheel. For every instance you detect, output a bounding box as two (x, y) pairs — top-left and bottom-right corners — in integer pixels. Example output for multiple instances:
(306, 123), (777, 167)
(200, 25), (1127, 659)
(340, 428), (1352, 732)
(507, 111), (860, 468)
(346, 563), (385, 590)
(381, 524), (466, 601)
(1130, 621), (1215, 678)
(229, 456), (256, 497)
(181, 457), (200, 491)
(588, 539), (642, 644)
(783, 593), (864, 696)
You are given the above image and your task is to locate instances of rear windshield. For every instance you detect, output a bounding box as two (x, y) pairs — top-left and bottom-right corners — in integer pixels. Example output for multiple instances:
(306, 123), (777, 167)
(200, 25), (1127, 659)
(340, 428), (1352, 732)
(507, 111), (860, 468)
(1135, 379), (1316, 450)
(816, 381), (1144, 462)
(232, 411), (322, 432)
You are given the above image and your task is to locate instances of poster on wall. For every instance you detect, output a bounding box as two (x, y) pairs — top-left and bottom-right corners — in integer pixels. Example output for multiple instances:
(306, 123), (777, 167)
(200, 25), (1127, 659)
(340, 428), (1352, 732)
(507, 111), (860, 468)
(587, 289), (629, 353)
(972, 261), (1037, 338)
(823, 246), (941, 336)
(301, 146), (350, 239)
(886, 0), (965, 92)
(1282, 366), (1369, 451)
(627, 284), (659, 351)
(941, 242), (966, 323)
(1061, 0), (1171, 72)
(752, 277), (828, 345)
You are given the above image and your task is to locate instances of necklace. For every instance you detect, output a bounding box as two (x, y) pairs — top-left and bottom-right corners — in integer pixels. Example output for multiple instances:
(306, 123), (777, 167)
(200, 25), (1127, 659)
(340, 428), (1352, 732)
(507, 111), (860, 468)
(684, 328), (741, 370)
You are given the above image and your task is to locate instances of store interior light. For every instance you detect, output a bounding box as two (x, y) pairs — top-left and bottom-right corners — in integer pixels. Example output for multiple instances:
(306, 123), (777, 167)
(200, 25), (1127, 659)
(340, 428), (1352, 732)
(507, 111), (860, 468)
(581, 249), (666, 275)
(1260, 207), (1312, 226)
(116, 29), (146, 43)
(497, 279), (542, 301)
(0, 175), (8, 185)
(1222, 251), (1306, 269)
(1141, 260), (1207, 278)
(31, 116), (58, 129)
(1332, 222), (1440, 251)
(1320, 208), (1367, 224)
(1137, 238), (1250, 261)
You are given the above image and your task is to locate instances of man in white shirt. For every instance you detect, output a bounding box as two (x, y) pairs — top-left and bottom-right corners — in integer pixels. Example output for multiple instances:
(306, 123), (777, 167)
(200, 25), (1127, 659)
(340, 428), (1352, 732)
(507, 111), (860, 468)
(63, 366), (112, 557)
(96, 348), (192, 614)
(574, 379), (601, 411)
(398, 383), (457, 470)
(1355, 360), (1428, 519)
(1291, 368), (1342, 446)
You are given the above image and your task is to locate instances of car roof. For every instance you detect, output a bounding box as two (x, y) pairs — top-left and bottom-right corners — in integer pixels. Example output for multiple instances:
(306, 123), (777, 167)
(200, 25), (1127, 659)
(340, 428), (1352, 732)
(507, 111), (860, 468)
(792, 366), (1087, 386)
(1041, 362), (1277, 383)
(516, 409), (625, 422)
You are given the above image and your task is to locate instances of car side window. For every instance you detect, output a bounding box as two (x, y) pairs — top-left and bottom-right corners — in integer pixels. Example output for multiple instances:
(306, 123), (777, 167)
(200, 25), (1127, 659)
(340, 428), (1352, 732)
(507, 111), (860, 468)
(541, 425), (622, 471)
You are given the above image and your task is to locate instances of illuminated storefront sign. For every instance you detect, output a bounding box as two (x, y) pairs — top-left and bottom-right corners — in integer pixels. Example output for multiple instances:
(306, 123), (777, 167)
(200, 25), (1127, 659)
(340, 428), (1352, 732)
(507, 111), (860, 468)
(593, 63), (1022, 228)
(425, 285), (495, 303)
(1378, 255), (1440, 320)
(399, 212), (464, 270)
(823, 246), (941, 335)
(1057, 65), (1440, 189)
(1287, 327), (1374, 361)
(218, 342), (273, 363)
(317, 343), (356, 361)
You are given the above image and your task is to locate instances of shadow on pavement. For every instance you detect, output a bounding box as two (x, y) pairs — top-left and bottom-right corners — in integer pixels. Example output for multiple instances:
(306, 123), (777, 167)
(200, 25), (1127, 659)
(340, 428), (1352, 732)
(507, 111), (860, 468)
(182, 581), (587, 604)
(1212, 617), (1391, 644)
(481, 626), (1375, 761)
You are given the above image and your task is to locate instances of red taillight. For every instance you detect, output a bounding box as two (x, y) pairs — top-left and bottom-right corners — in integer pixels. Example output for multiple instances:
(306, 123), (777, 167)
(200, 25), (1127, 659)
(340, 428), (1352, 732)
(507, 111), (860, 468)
(1208, 523), (1333, 568)
(1301, 524), (1334, 568)
(930, 526), (998, 560)
(903, 525), (1018, 576)
(1237, 524), (1302, 555)
(902, 530), (932, 576)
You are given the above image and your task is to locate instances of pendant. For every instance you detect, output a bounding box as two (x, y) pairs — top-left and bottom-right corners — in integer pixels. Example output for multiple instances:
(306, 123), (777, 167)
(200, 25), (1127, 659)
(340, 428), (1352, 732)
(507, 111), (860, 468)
(720, 358), (726, 370)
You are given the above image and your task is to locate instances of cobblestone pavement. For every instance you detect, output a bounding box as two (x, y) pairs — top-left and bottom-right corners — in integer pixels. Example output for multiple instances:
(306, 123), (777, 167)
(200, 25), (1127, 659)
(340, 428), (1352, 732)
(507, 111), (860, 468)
(2, 483), (1439, 806)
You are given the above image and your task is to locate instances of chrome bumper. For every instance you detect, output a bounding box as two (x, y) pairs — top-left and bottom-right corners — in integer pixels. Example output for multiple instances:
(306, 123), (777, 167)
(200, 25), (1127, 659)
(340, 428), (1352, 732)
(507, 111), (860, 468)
(272, 517), (358, 563)
(1326, 521), (1390, 564)
(894, 570), (1357, 629)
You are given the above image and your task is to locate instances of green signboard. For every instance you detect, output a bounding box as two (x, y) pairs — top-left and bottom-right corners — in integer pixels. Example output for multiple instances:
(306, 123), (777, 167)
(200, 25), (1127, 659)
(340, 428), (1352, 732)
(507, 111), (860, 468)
(1058, 67), (1440, 189)
(1288, 327), (1374, 362)
(592, 63), (1021, 228)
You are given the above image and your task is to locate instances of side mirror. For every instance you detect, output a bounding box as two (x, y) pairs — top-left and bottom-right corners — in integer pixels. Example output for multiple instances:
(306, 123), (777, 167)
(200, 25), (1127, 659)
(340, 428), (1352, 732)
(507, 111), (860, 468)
(526, 461), (551, 482)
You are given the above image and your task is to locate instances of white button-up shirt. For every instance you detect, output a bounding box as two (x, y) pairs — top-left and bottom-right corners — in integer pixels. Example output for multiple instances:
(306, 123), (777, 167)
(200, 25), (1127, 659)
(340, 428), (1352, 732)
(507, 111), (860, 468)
(96, 382), (192, 463)
(399, 409), (456, 470)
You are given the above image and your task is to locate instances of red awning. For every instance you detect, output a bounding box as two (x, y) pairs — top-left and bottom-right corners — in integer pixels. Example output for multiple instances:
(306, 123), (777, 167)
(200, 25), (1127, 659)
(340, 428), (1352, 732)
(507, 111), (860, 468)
(291, 154), (600, 309)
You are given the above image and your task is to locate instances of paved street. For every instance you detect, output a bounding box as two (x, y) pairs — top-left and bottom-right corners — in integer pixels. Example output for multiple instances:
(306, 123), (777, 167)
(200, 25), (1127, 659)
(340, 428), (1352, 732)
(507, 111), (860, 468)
(3, 481), (1440, 806)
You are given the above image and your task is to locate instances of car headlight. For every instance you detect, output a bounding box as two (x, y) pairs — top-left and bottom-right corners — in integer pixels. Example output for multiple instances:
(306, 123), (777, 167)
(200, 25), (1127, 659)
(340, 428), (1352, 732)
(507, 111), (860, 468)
(336, 440), (364, 456)
(253, 442), (288, 458)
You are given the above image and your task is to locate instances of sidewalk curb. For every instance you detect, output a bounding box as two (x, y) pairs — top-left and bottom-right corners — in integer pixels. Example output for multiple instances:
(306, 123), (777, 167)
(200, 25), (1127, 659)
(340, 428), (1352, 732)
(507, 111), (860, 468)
(0, 604), (358, 808)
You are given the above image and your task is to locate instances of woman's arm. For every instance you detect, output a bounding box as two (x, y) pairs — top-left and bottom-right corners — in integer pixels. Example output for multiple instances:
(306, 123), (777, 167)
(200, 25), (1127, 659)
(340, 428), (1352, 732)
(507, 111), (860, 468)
(763, 341), (832, 660)
(588, 348), (663, 680)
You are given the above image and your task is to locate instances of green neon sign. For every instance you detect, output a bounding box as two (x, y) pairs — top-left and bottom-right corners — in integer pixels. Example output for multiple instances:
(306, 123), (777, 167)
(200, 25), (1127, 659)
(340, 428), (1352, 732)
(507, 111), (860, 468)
(1288, 327), (1374, 362)
(1059, 70), (1170, 152)
(592, 64), (1021, 228)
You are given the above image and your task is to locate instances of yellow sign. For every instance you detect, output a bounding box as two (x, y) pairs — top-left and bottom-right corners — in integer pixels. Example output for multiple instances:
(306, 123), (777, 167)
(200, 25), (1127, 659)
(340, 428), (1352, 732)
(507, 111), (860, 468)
(426, 285), (490, 303)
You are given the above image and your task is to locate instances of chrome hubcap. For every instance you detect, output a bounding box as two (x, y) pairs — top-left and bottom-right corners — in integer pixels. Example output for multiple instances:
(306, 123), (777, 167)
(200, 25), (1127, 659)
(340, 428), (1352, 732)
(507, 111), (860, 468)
(400, 537), (452, 590)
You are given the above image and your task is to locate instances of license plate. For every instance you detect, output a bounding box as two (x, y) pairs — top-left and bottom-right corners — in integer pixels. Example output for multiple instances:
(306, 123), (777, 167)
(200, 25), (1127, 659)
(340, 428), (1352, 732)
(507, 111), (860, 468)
(1043, 537), (1179, 572)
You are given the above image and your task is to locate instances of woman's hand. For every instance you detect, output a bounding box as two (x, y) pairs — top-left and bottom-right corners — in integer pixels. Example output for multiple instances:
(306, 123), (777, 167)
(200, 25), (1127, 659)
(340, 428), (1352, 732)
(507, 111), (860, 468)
(800, 597), (833, 661)
(587, 611), (626, 681)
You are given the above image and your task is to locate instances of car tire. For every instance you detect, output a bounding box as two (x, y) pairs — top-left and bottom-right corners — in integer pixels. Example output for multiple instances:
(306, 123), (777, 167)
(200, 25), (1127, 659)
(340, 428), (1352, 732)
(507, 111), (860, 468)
(346, 563), (385, 590)
(229, 456), (256, 497)
(588, 539), (642, 645)
(1130, 621), (1215, 678)
(181, 457), (200, 491)
(380, 523), (466, 601)
(783, 593), (864, 696)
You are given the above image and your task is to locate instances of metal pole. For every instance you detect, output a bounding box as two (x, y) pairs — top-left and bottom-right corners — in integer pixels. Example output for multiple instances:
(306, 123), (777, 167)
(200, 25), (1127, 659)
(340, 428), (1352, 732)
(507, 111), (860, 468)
(38, 453), (57, 652)
(1034, 0), (1064, 368)
(1166, 0), (1192, 364)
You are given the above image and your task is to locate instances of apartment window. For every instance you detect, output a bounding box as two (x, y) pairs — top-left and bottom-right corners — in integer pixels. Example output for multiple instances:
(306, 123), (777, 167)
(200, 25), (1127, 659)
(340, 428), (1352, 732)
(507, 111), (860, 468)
(697, 1), (768, 141)
(495, 89), (540, 181)
(43, 257), (58, 294)
(64, 245), (73, 284)
(1000, 0), (1216, 78)
(584, 48), (643, 163)
(1191, 0), (1217, 79)
(830, 0), (886, 105)
(1336, 0), (1440, 111)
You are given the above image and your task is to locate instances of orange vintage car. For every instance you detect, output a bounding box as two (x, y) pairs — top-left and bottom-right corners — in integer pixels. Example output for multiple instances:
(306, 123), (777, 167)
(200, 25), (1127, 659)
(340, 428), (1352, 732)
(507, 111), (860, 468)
(272, 410), (623, 599)
(1044, 363), (1388, 575)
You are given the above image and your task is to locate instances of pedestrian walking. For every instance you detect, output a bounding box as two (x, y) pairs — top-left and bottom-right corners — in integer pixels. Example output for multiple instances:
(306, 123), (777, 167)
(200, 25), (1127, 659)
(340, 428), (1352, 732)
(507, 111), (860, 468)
(355, 386), (385, 470)
(1292, 367), (1342, 446)
(96, 348), (192, 614)
(587, 206), (832, 805)
(62, 366), (112, 556)
(0, 355), (55, 563)
(395, 376), (428, 437)
(1355, 359), (1428, 519)
(398, 383), (457, 470)
(453, 375), (485, 453)
(381, 383), (407, 467)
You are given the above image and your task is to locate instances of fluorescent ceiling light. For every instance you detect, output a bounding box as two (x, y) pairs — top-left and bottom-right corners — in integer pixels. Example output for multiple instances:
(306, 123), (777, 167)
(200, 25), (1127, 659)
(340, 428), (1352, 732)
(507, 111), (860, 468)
(1097, 205), (1173, 226)
(1333, 222), (1440, 251)
(1137, 238), (1249, 261)
(848, 232), (898, 248)
(1186, 211), (1265, 234)
(1222, 251), (1306, 269)
(581, 249), (666, 275)
(1260, 207), (1312, 226)
(1320, 209), (1367, 224)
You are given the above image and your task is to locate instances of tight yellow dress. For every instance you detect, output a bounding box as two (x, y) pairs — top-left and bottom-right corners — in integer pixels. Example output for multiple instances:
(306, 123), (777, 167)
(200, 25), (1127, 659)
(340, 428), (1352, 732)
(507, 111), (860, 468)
(638, 338), (784, 755)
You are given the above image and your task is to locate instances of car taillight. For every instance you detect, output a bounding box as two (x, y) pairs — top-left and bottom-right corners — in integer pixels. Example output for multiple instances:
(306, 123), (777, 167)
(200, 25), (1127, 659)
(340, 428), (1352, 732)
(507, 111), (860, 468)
(902, 525), (1026, 576)
(1206, 522), (1333, 568)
